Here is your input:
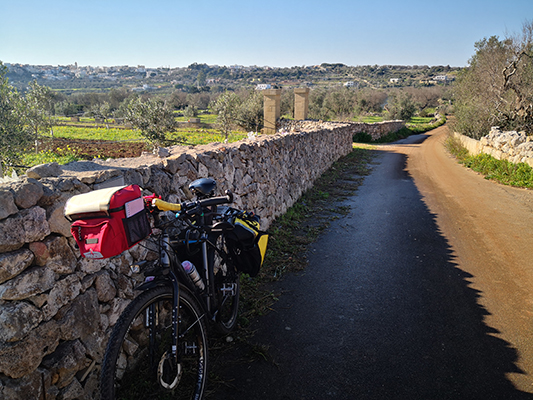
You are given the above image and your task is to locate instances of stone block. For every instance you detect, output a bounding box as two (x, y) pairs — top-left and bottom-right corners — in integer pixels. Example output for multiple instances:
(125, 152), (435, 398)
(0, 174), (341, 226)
(94, 271), (117, 302)
(43, 236), (77, 275)
(0, 301), (43, 342)
(10, 178), (44, 209)
(0, 248), (34, 284)
(0, 189), (18, 220)
(294, 88), (310, 120)
(0, 319), (60, 379)
(0, 266), (56, 301)
(26, 162), (62, 180)
(43, 274), (82, 320)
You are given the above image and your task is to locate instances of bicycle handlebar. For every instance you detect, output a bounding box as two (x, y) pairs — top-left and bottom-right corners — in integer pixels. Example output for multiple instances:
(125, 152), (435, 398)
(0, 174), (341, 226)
(152, 198), (182, 212)
(150, 190), (234, 213)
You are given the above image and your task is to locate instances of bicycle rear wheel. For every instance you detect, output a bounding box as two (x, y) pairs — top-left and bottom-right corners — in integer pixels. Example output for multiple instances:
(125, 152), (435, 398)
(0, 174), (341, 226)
(213, 243), (240, 334)
(100, 285), (208, 400)
(208, 235), (240, 334)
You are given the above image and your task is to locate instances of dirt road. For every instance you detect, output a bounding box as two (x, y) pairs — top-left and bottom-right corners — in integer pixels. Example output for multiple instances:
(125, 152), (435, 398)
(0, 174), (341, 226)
(405, 124), (533, 393)
(213, 124), (533, 399)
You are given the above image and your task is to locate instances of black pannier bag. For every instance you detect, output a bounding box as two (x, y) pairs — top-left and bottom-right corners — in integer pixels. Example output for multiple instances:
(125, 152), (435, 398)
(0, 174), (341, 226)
(225, 212), (268, 277)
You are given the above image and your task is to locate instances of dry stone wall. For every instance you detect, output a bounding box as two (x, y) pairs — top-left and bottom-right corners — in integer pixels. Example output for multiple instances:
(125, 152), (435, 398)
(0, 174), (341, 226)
(0, 120), (401, 399)
(279, 118), (405, 141)
(454, 127), (533, 167)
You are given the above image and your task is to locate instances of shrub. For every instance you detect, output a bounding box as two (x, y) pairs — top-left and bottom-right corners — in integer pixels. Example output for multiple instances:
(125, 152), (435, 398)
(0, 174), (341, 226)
(353, 131), (372, 143)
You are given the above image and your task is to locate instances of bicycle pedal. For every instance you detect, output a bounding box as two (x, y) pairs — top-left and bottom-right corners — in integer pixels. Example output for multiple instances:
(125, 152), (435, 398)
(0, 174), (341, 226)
(219, 283), (237, 296)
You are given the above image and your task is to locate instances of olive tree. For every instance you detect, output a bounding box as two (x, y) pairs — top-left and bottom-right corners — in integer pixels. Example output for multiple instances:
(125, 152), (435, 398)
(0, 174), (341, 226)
(0, 63), (33, 175)
(124, 96), (177, 149)
(212, 91), (241, 142)
(452, 21), (533, 138)
(88, 101), (112, 126)
(237, 90), (263, 132)
(385, 91), (417, 121)
(24, 80), (55, 146)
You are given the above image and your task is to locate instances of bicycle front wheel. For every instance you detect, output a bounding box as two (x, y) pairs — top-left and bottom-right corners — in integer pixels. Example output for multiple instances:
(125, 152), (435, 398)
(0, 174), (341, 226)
(100, 285), (208, 400)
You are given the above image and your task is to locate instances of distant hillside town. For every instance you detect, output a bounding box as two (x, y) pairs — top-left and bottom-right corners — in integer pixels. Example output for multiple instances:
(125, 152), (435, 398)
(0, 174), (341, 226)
(4, 62), (459, 94)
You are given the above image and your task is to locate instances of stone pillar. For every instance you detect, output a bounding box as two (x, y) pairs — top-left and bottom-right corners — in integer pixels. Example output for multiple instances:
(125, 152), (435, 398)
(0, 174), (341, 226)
(294, 88), (310, 120)
(263, 89), (281, 134)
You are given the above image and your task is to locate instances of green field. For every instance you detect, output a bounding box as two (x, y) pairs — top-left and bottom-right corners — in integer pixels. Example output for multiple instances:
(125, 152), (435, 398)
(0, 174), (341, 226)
(174, 113), (218, 124)
(408, 116), (434, 124)
(22, 122), (248, 167)
(357, 116), (384, 123)
(53, 126), (142, 141)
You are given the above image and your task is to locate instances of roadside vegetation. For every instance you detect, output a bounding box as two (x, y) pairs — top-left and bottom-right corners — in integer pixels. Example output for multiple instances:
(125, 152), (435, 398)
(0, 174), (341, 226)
(451, 20), (533, 139)
(445, 135), (533, 189)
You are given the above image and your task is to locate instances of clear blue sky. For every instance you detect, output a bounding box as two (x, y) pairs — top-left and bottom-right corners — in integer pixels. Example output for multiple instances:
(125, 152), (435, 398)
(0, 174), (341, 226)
(1, 0), (532, 68)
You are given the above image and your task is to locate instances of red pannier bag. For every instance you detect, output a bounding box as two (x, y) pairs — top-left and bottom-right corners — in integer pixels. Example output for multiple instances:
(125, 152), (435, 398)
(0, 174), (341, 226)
(64, 185), (151, 259)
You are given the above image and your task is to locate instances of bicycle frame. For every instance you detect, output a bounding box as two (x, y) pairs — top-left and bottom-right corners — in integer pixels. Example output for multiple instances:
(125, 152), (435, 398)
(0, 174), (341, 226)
(134, 207), (234, 367)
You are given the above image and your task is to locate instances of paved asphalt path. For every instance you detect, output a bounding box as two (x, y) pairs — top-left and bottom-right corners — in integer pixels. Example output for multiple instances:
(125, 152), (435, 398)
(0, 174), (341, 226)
(213, 126), (533, 400)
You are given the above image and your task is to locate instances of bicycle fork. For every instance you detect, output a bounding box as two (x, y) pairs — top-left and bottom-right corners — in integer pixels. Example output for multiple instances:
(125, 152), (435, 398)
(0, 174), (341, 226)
(150, 234), (182, 389)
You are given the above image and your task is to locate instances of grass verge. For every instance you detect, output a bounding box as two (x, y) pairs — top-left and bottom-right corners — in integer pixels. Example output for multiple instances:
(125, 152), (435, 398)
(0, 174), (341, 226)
(445, 134), (533, 189)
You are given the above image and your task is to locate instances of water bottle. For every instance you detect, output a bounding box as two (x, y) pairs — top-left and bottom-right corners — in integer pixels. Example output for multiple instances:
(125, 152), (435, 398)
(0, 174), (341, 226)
(182, 261), (205, 290)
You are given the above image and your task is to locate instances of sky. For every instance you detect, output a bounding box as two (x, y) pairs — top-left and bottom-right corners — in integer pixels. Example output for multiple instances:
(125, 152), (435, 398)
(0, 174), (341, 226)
(1, 0), (533, 69)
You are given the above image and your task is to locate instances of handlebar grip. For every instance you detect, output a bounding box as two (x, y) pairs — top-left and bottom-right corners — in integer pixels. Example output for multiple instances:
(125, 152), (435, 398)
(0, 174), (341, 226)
(152, 198), (182, 212)
(197, 190), (233, 208)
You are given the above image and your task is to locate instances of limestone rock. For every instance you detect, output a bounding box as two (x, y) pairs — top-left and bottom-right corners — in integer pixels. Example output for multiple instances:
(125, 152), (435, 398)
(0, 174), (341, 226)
(57, 289), (100, 342)
(26, 162), (62, 180)
(0, 248), (34, 284)
(94, 271), (117, 302)
(0, 368), (57, 400)
(0, 266), (55, 301)
(123, 169), (143, 187)
(0, 301), (43, 342)
(107, 297), (130, 326)
(29, 241), (49, 266)
(0, 215), (26, 253)
(43, 274), (82, 320)
(41, 339), (87, 389)
(144, 168), (172, 196)
(154, 146), (170, 158)
(116, 273), (134, 299)
(0, 207), (50, 253)
(36, 180), (64, 208)
(0, 189), (18, 220)
(47, 198), (72, 237)
(43, 236), (77, 275)
(77, 257), (107, 274)
(10, 178), (44, 209)
(22, 206), (51, 241)
(58, 377), (86, 400)
(0, 319), (60, 379)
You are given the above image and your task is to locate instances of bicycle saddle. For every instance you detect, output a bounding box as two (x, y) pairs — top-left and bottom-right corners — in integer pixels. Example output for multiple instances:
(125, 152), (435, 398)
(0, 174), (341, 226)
(189, 178), (217, 198)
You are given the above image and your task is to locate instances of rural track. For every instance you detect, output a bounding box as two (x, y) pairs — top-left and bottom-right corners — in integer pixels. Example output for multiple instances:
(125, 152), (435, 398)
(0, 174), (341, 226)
(211, 124), (533, 399)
